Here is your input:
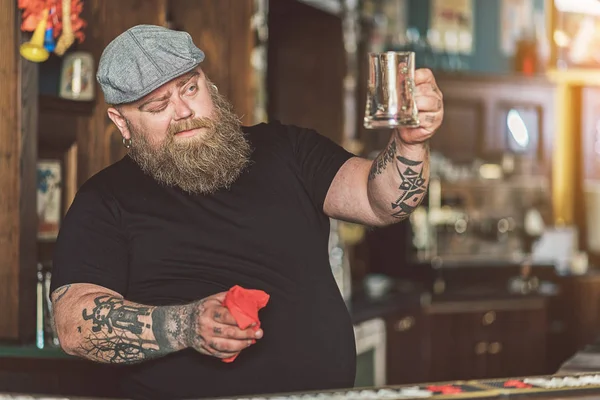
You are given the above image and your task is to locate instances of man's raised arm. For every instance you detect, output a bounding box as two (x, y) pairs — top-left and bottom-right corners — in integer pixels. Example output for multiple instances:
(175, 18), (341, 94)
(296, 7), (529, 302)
(324, 68), (443, 227)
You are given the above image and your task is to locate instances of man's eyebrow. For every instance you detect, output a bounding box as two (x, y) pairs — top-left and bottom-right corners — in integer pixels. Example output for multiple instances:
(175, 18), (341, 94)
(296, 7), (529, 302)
(176, 71), (200, 88)
(138, 94), (170, 111)
(137, 72), (200, 111)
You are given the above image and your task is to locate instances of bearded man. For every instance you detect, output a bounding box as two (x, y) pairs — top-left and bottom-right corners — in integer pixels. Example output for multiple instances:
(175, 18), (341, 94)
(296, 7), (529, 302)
(50, 25), (444, 400)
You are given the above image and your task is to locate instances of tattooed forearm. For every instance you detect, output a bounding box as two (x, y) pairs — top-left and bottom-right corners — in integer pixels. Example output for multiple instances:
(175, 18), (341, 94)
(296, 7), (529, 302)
(367, 137), (429, 222)
(72, 295), (192, 364)
(368, 140), (396, 180)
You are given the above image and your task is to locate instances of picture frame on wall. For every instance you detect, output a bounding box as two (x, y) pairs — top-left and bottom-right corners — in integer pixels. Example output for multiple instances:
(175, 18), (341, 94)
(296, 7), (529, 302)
(429, 0), (474, 55)
(59, 51), (95, 101)
(36, 159), (63, 241)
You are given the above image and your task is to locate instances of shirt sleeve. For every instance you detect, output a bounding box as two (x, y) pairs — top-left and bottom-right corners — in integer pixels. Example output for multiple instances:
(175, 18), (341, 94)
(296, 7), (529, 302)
(283, 123), (355, 211)
(50, 184), (129, 296)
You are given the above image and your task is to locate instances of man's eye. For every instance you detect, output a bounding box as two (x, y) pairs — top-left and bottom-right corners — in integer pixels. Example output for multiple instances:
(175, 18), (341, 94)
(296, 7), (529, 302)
(149, 106), (167, 114)
(187, 85), (197, 93)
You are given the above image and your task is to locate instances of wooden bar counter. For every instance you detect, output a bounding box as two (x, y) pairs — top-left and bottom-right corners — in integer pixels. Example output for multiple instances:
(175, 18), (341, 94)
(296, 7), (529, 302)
(4, 371), (600, 400)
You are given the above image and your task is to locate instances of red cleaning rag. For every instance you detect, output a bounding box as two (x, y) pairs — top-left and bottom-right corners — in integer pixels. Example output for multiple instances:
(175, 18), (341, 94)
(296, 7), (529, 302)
(222, 285), (270, 363)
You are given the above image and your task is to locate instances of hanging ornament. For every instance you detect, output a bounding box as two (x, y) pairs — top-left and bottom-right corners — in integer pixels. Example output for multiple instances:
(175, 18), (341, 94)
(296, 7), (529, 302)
(54, 0), (74, 56)
(18, 0), (87, 57)
(20, 8), (50, 63)
(43, 6), (56, 52)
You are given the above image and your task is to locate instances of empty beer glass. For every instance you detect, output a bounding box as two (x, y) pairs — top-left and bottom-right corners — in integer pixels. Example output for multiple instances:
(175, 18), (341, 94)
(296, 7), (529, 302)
(364, 51), (420, 129)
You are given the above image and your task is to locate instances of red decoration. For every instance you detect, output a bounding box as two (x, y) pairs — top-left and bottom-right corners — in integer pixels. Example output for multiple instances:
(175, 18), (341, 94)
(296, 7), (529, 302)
(427, 385), (463, 394)
(18, 0), (86, 43)
(504, 380), (533, 389)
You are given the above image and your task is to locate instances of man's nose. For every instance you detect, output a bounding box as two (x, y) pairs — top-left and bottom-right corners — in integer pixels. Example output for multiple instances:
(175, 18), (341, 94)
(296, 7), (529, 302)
(173, 97), (194, 120)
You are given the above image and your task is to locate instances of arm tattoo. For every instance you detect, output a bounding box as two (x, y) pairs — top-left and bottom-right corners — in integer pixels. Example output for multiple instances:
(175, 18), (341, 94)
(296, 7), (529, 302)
(76, 295), (191, 364)
(76, 328), (159, 364)
(186, 301), (209, 352)
(82, 296), (151, 335)
(152, 305), (191, 351)
(391, 156), (427, 218)
(53, 285), (71, 303)
(368, 140), (396, 181)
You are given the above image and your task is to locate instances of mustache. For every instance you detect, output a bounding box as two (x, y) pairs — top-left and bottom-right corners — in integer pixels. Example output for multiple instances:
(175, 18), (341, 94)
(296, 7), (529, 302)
(168, 117), (213, 136)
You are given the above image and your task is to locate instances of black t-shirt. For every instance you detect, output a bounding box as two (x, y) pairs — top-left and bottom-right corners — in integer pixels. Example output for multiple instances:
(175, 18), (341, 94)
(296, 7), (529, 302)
(51, 121), (356, 400)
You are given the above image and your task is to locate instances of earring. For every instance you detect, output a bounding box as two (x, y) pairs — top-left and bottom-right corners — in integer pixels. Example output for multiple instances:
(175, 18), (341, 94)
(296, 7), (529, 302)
(122, 137), (132, 149)
(211, 84), (218, 93)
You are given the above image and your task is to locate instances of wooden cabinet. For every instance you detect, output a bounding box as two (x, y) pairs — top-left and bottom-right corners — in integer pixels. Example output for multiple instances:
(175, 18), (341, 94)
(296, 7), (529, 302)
(545, 273), (600, 372)
(382, 269), (600, 385)
(427, 309), (488, 381)
(385, 308), (430, 385)
(425, 298), (547, 382)
(384, 297), (547, 385)
(479, 306), (547, 378)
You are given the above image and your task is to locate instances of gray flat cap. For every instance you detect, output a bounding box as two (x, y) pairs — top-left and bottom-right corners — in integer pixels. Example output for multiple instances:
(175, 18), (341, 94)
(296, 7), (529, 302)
(97, 25), (205, 105)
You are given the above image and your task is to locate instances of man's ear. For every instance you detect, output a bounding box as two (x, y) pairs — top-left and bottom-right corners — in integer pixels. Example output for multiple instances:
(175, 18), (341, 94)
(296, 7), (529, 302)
(107, 107), (131, 140)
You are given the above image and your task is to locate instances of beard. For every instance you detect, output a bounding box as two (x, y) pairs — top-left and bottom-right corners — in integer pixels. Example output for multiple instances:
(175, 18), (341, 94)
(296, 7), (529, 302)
(126, 84), (252, 195)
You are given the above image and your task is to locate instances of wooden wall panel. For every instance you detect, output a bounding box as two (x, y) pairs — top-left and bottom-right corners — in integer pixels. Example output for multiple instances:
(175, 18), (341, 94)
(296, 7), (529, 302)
(18, 29), (40, 343)
(228, 0), (255, 126)
(0, 0), (20, 340)
(267, 0), (346, 144)
(170, 0), (255, 126)
(0, 1), (39, 341)
(171, 0), (231, 96)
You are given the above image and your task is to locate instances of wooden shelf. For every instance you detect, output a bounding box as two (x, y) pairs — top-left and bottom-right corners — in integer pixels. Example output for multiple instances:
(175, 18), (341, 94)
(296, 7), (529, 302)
(38, 96), (93, 149)
(38, 94), (95, 116)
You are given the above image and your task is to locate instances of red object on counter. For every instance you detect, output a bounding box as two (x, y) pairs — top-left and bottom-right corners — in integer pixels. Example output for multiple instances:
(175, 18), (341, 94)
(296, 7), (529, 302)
(427, 385), (462, 394)
(222, 285), (270, 363)
(504, 379), (533, 389)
